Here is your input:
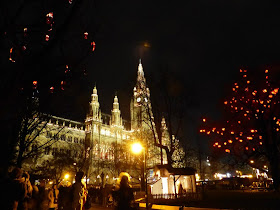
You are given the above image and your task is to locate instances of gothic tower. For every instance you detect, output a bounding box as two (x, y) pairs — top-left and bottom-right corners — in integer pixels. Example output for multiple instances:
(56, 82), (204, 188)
(90, 86), (101, 122)
(130, 59), (153, 131)
(130, 59), (161, 166)
(111, 95), (122, 127)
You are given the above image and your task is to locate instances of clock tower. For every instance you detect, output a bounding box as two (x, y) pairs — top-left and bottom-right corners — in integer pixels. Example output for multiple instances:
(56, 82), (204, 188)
(130, 59), (153, 131)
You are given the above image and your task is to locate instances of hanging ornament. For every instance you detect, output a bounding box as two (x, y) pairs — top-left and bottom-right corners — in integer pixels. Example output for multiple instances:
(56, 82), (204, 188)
(46, 12), (54, 31)
(50, 86), (54, 93)
(9, 47), (15, 62)
(24, 28), (27, 37)
(46, 12), (53, 24)
(91, 41), (96, 51)
(45, 34), (50, 41)
(33, 81), (38, 89)
(61, 81), (65, 90)
(84, 32), (88, 39)
(69, 0), (73, 4)
(65, 65), (70, 73)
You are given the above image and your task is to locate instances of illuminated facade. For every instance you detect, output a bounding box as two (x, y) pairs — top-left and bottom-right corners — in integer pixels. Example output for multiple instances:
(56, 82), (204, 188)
(84, 60), (168, 183)
(23, 61), (178, 184)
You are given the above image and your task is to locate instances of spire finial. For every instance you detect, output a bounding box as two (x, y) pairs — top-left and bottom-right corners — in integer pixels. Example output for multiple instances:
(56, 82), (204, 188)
(139, 58), (141, 65)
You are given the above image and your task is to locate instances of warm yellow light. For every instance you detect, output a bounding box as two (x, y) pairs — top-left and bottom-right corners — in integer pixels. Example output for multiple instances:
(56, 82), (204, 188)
(64, 173), (70, 179)
(250, 160), (254, 164)
(131, 142), (143, 154)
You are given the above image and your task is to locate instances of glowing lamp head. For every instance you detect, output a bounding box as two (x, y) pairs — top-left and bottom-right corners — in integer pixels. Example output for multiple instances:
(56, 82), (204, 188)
(131, 142), (143, 154)
(64, 173), (70, 180)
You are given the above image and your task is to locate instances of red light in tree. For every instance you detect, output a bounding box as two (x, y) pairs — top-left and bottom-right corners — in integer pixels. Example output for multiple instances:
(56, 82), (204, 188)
(46, 12), (53, 24)
(50, 86), (54, 93)
(91, 41), (96, 51)
(24, 28), (27, 37)
(9, 47), (15, 62)
(61, 81), (65, 90)
(33, 81), (38, 89)
(84, 32), (88, 39)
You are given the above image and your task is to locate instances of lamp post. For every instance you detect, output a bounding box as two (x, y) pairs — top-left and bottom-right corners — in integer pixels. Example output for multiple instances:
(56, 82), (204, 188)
(131, 142), (148, 209)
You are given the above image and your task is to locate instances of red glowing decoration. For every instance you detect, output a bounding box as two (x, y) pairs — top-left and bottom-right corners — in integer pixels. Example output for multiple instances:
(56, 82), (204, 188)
(84, 32), (88, 39)
(61, 81), (65, 90)
(9, 47), (15, 62)
(46, 12), (53, 24)
(91, 41), (96, 51)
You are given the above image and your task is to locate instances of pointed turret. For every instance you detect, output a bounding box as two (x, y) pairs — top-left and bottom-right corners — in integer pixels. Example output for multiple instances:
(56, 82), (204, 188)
(90, 86), (100, 121)
(111, 95), (121, 126)
(136, 59), (146, 91)
(161, 117), (167, 130)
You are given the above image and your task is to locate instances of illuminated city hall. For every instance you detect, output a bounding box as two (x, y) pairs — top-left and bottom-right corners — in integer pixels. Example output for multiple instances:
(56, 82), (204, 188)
(23, 61), (181, 184)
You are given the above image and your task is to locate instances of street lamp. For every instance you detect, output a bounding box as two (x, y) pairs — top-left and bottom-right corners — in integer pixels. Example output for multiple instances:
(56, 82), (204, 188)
(131, 142), (148, 209)
(64, 173), (70, 180)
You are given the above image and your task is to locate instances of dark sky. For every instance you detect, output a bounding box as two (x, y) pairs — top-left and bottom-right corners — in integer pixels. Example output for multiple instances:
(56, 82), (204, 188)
(84, 1), (280, 117)
(2, 1), (280, 152)
(77, 1), (280, 149)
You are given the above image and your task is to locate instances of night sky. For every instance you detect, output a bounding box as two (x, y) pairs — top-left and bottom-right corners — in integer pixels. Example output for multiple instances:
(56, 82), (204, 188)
(2, 1), (280, 153)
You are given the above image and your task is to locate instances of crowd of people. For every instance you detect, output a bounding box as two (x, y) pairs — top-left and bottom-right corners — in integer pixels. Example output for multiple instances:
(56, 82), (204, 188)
(2, 168), (138, 210)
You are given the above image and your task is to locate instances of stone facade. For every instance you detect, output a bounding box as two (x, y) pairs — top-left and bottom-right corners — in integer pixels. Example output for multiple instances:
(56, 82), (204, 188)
(23, 61), (182, 185)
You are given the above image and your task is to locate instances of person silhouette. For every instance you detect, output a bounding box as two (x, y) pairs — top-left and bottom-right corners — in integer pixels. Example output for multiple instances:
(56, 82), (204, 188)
(113, 172), (135, 210)
(71, 171), (87, 210)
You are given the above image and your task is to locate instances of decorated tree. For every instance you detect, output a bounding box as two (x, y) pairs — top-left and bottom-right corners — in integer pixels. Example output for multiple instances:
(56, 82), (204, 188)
(200, 69), (280, 190)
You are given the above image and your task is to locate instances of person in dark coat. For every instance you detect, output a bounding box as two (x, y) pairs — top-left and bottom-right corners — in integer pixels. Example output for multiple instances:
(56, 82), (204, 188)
(6, 167), (27, 210)
(113, 172), (135, 210)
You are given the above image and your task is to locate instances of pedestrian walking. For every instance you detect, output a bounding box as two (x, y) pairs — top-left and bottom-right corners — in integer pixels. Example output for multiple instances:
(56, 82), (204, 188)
(113, 172), (137, 210)
(48, 184), (59, 210)
(70, 171), (87, 210)
(6, 167), (27, 210)
(37, 180), (48, 210)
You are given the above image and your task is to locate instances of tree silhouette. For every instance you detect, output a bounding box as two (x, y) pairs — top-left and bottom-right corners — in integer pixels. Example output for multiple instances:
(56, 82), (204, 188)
(200, 69), (280, 191)
(0, 0), (99, 174)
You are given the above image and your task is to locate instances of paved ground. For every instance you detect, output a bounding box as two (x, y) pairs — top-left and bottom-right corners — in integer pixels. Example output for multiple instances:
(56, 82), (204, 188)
(88, 203), (226, 210)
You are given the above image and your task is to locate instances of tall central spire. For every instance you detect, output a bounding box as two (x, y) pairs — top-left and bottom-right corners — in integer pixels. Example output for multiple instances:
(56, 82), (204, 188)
(136, 59), (146, 90)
